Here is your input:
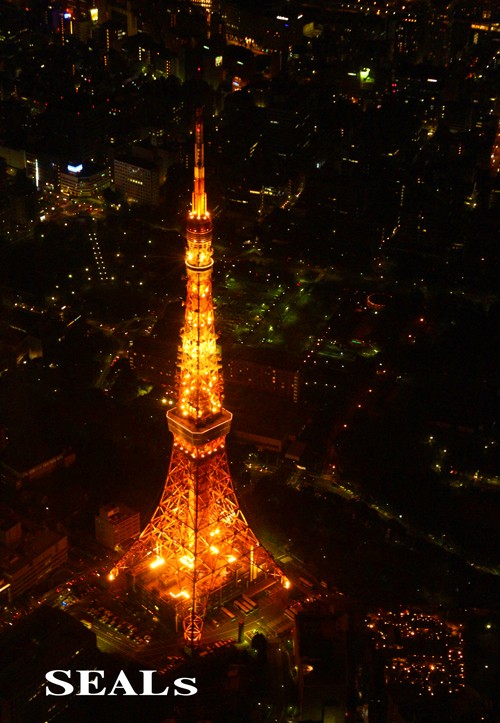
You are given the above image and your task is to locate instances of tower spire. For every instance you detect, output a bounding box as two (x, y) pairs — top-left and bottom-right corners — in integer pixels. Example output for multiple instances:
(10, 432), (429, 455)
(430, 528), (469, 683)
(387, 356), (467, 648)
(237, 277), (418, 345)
(191, 107), (207, 218)
(179, 107), (220, 425)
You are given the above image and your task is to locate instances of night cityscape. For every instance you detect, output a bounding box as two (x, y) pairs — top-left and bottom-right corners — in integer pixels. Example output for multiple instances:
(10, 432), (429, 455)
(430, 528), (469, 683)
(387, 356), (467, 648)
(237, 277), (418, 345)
(0, 0), (498, 721)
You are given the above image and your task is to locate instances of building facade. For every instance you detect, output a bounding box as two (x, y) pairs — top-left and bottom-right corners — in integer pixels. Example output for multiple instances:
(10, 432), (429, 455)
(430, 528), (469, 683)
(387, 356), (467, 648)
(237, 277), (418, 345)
(113, 156), (161, 205)
(95, 503), (141, 550)
(0, 517), (68, 601)
(59, 163), (111, 197)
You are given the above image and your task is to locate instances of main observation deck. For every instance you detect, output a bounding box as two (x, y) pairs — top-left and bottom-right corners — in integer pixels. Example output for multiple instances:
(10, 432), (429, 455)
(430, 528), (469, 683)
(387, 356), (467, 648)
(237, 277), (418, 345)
(167, 408), (232, 447)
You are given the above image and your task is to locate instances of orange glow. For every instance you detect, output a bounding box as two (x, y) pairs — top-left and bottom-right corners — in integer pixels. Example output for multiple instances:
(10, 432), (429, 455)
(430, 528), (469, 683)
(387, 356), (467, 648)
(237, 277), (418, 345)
(150, 556), (165, 569)
(191, 110), (208, 217)
(177, 187), (222, 419)
(107, 109), (282, 648)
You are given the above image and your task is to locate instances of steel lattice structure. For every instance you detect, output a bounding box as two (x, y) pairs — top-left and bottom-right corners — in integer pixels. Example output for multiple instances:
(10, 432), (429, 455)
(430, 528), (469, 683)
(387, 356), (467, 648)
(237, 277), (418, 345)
(109, 109), (281, 647)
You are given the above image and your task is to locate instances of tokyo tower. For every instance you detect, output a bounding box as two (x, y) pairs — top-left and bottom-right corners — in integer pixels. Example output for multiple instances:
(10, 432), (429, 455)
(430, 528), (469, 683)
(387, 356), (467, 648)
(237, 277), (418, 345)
(109, 109), (281, 647)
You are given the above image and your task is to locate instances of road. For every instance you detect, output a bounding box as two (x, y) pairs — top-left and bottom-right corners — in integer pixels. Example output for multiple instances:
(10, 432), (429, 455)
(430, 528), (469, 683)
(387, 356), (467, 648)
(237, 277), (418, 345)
(301, 468), (500, 578)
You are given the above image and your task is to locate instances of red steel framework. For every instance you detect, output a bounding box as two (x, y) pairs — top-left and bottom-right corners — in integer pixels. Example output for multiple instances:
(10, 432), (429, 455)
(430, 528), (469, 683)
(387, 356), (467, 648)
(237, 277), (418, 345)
(109, 109), (282, 647)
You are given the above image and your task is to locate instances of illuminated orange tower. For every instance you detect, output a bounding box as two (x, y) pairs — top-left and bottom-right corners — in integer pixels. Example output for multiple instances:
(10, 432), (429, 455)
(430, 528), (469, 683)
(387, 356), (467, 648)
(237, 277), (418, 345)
(110, 109), (280, 647)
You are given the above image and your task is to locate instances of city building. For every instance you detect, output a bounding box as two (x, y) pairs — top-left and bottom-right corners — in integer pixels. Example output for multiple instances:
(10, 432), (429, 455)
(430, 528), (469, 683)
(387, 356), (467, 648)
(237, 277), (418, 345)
(265, 82), (315, 165)
(192, 0), (212, 13)
(225, 346), (301, 403)
(113, 156), (161, 205)
(222, 2), (302, 50)
(0, 514), (68, 601)
(0, 449), (76, 490)
(293, 597), (350, 722)
(0, 321), (42, 371)
(95, 503), (141, 551)
(59, 162), (111, 198)
(129, 336), (177, 388)
(0, 145), (27, 174)
(99, 0), (138, 36)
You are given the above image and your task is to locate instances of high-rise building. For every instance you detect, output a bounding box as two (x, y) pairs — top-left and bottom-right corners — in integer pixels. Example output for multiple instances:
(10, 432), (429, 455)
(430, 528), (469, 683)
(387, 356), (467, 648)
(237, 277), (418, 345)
(113, 156), (161, 205)
(192, 0), (212, 15)
(95, 503), (141, 551)
(109, 110), (283, 647)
